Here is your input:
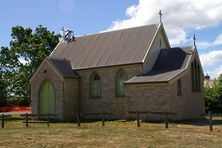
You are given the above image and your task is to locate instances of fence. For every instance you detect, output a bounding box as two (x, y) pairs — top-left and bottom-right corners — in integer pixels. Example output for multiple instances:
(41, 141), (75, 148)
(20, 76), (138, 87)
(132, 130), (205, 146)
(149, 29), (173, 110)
(1, 113), (57, 128)
(1, 111), (222, 131)
(76, 111), (112, 127)
(201, 111), (222, 131)
(128, 111), (177, 128)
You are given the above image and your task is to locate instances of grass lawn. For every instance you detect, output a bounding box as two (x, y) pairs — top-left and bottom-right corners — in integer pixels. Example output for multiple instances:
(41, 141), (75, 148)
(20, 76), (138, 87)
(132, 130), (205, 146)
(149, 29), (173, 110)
(0, 119), (222, 147)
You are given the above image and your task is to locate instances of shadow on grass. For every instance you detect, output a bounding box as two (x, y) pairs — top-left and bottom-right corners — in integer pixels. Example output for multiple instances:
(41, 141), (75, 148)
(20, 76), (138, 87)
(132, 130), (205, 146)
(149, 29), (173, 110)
(174, 118), (222, 126)
(139, 117), (222, 126)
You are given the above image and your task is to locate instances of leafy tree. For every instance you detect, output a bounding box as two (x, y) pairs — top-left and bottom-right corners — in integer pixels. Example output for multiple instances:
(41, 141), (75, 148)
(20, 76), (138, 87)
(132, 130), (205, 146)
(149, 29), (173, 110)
(204, 74), (222, 112)
(0, 25), (60, 100)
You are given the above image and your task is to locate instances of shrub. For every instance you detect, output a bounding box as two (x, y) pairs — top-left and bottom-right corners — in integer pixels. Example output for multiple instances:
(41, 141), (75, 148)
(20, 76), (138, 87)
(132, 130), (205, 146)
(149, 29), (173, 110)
(6, 98), (20, 106)
(19, 98), (31, 106)
(0, 98), (7, 107)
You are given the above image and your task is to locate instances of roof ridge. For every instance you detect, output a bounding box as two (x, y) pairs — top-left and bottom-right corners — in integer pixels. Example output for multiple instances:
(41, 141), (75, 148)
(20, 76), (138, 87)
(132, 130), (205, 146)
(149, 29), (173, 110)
(50, 23), (161, 70)
(74, 23), (160, 38)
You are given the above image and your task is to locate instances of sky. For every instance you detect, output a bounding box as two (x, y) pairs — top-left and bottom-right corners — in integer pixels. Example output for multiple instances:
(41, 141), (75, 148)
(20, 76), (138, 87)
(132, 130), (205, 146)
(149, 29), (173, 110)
(1, 0), (222, 78)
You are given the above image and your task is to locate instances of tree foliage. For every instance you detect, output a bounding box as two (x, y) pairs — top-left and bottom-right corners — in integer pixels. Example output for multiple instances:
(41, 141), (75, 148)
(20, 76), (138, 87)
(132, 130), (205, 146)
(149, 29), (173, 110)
(204, 74), (222, 112)
(0, 25), (60, 99)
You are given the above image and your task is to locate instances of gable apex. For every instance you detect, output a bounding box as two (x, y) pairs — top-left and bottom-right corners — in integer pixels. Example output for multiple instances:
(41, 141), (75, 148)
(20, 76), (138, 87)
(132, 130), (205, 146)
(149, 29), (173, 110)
(29, 58), (64, 83)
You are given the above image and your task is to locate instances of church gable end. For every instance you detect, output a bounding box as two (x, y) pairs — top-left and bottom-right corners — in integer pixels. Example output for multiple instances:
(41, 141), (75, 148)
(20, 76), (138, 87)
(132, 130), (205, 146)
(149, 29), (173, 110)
(30, 58), (79, 121)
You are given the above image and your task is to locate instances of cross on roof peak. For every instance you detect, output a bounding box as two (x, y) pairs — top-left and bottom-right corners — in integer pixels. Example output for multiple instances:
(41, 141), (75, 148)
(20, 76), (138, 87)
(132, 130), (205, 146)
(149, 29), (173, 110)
(159, 10), (163, 23)
(193, 34), (196, 46)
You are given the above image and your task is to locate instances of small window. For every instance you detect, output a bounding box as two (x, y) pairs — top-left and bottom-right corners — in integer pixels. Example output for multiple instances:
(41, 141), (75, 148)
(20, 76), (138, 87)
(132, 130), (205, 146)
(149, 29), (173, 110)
(90, 73), (101, 97)
(116, 71), (128, 97)
(177, 79), (182, 96)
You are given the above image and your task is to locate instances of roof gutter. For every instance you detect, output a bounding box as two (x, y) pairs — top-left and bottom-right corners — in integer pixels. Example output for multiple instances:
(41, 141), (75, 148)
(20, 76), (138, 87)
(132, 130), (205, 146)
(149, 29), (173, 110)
(74, 62), (143, 71)
(125, 81), (168, 86)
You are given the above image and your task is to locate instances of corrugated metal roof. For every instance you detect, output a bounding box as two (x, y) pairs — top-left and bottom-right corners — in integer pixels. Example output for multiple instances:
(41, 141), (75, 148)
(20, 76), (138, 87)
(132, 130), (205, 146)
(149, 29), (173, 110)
(48, 58), (79, 78)
(125, 47), (194, 84)
(50, 24), (160, 70)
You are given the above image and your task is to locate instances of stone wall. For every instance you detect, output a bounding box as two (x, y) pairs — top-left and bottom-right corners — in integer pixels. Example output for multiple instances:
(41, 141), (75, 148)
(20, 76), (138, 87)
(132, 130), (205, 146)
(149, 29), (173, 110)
(125, 83), (171, 121)
(31, 56), (205, 121)
(168, 66), (205, 120)
(125, 67), (205, 121)
(76, 64), (143, 120)
(63, 78), (79, 121)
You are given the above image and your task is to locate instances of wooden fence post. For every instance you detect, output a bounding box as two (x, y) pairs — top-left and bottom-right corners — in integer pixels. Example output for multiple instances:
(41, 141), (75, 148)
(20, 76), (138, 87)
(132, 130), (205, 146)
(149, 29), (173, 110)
(25, 113), (28, 127)
(136, 111), (140, 127)
(209, 111), (213, 131)
(47, 113), (50, 127)
(165, 112), (169, 129)
(76, 112), (80, 126)
(102, 111), (105, 126)
(1, 114), (4, 128)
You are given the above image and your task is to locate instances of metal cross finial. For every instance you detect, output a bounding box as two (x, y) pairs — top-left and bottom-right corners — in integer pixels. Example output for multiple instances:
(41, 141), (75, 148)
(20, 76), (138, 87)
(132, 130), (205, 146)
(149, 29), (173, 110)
(193, 34), (196, 46)
(159, 10), (163, 23)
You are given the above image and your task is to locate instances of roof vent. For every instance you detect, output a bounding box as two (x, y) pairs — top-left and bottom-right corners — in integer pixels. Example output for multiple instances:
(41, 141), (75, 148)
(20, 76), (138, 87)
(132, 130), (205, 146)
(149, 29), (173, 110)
(60, 27), (75, 43)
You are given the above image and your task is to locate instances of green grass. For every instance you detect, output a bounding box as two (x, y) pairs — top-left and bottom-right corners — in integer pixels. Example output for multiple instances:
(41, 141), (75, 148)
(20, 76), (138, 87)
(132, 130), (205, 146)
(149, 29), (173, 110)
(0, 119), (222, 147)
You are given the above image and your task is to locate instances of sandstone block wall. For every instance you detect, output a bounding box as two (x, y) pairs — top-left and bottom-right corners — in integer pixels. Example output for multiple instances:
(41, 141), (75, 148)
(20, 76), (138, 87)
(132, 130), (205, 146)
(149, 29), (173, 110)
(76, 64), (143, 120)
(125, 68), (205, 121)
(168, 68), (205, 120)
(63, 78), (79, 121)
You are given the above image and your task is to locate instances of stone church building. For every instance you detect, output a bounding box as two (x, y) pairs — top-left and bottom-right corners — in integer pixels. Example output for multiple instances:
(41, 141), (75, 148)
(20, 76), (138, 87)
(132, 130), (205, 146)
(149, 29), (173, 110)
(30, 23), (205, 121)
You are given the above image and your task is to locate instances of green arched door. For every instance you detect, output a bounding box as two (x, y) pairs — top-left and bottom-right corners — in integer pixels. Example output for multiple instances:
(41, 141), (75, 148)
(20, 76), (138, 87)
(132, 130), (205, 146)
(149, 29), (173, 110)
(39, 80), (55, 114)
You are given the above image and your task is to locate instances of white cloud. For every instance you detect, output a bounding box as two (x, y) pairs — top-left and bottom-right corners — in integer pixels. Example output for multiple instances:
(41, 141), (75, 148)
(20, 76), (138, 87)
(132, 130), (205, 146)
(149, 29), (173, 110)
(213, 34), (222, 45)
(200, 50), (222, 67)
(200, 50), (222, 78)
(196, 33), (222, 49)
(205, 65), (222, 79)
(105, 0), (222, 45)
(196, 41), (211, 49)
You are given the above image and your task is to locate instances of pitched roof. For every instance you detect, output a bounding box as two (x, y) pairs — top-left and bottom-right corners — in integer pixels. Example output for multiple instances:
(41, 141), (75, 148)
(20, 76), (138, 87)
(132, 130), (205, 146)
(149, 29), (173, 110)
(48, 58), (79, 78)
(125, 46), (194, 84)
(50, 24), (160, 70)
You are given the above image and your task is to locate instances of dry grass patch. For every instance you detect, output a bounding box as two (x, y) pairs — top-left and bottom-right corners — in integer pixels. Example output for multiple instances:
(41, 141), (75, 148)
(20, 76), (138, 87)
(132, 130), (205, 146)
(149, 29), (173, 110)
(0, 120), (222, 147)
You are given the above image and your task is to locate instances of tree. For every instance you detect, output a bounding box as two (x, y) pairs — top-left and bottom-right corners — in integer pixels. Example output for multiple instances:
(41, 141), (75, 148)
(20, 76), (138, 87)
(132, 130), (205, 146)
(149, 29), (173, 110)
(204, 74), (222, 112)
(0, 70), (7, 99)
(0, 25), (60, 99)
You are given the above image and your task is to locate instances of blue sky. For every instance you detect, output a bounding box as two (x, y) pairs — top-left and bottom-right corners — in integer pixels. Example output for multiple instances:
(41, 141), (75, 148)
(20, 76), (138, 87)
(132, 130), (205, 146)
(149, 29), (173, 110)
(1, 0), (222, 78)
(1, 0), (136, 46)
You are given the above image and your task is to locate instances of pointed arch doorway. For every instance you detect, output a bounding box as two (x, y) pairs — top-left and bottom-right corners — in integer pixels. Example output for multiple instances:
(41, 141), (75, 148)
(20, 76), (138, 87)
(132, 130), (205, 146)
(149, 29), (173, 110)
(39, 80), (55, 114)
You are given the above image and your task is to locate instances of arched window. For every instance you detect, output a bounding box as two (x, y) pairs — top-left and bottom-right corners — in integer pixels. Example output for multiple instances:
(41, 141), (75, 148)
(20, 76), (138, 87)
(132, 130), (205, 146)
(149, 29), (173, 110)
(197, 64), (201, 91)
(116, 71), (128, 97)
(90, 73), (101, 97)
(159, 38), (162, 48)
(194, 61), (198, 91)
(191, 63), (195, 91)
(191, 60), (201, 92)
(177, 79), (182, 96)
